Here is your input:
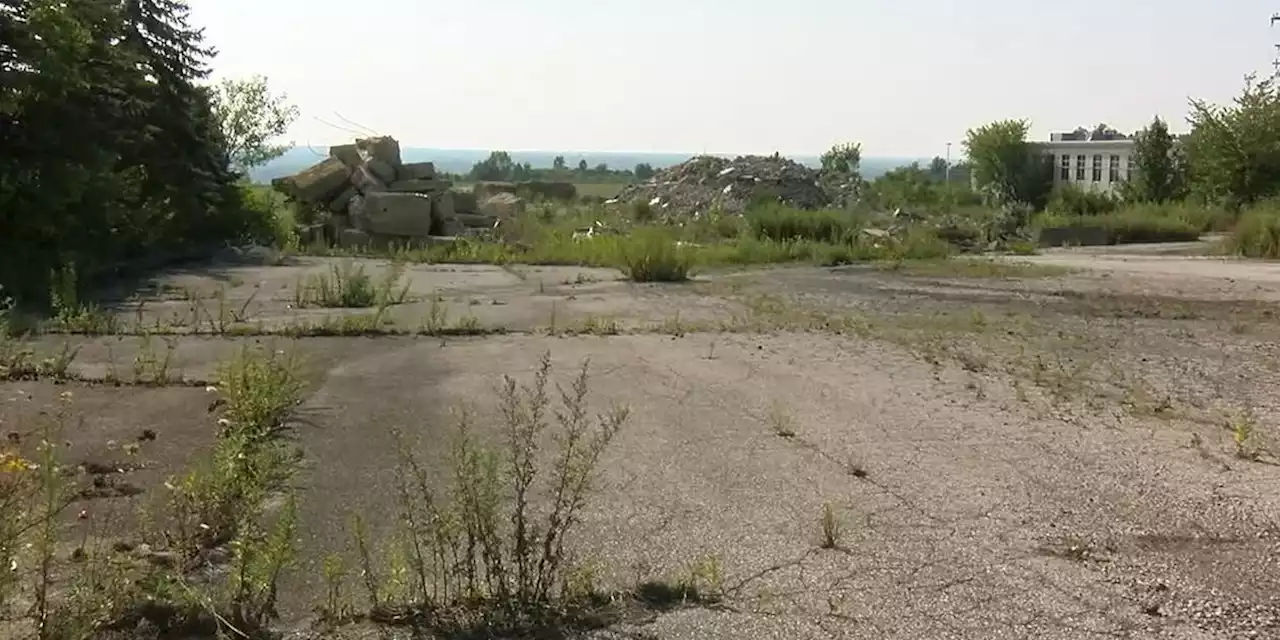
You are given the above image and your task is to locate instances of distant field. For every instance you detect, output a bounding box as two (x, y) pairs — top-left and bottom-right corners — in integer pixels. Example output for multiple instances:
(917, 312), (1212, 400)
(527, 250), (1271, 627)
(453, 181), (630, 199)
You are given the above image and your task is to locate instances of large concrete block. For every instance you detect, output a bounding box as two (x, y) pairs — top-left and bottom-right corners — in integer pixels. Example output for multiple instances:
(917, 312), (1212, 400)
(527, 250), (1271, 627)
(350, 165), (387, 194)
(329, 144), (363, 168)
(387, 179), (452, 193)
(355, 136), (402, 167)
(451, 190), (479, 213)
(364, 192), (435, 237)
(473, 182), (518, 200)
(347, 194), (370, 231)
(327, 186), (358, 213)
(455, 213), (500, 228)
(516, 180), (577, 201)
(339, 228), (371, 249)
(398, 162), (436, 180)
(282, 157), (351, 203)
(365, 159), (397, 184)
(432, 191), (455, 222)
(478, 192), (525, 218)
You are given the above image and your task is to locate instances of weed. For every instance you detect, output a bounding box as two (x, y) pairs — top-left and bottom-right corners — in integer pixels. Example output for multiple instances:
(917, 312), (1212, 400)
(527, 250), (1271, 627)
(355, 353), (628, 633)
(767, 403), (797, 438)
(421, 293), (449, 334)
(1229, 411), (1262, 460)
(573, 315), (620, 335)
(617, 229), (693, 282)
(295, 260), (410, 308)
(819, 503), (843, 550)
(1227, 205), (1280, 258)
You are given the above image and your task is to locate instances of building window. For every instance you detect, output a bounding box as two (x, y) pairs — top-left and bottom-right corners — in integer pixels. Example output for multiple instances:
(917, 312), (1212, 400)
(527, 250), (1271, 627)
(1109, 155), (1120, 182)
(1076, 155), (1086, 181)
(1126, 156), (1134, 181)
(1091, 154), (1103, 182)
(1060, 154), (1070, 180)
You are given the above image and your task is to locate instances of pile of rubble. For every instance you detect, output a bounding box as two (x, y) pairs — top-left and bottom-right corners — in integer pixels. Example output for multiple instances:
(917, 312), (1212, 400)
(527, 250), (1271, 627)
(272, 136), (525, 248)
(612, 154), (831, 217)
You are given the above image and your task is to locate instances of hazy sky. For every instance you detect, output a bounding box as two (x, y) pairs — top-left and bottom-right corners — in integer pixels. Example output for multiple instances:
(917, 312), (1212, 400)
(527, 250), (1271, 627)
(191, 0), (1277, 158)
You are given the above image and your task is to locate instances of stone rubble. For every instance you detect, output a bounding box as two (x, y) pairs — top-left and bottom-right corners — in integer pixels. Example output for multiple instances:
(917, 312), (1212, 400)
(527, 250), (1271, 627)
(611, 154), (831, 217)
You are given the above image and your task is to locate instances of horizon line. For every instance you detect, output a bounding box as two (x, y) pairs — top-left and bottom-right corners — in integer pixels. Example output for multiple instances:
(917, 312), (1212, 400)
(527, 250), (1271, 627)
(285, 144), (934, 159)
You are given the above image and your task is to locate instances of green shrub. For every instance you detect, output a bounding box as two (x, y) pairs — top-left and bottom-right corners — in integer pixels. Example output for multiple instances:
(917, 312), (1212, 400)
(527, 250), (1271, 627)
(616, 229), (693, 282)
(1047, 185), (1119, 217)
(239, 184), (297, 249)
(1036, 209), (1200, 245)
(1227, 206), (1280, 258)
(746, 203), (854, 244)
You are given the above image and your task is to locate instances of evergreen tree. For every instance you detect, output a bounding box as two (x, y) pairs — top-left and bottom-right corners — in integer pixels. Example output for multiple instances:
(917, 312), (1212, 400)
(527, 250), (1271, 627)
(1122, 116), (1185, 203)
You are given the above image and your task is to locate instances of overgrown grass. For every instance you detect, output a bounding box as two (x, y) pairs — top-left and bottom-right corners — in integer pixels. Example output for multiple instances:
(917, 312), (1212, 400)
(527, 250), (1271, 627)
(1037, 207), (1202, 245)
(617, 229), (693, 282)
(1226, 205), (1280, 258)
(294, 260), (410, 308)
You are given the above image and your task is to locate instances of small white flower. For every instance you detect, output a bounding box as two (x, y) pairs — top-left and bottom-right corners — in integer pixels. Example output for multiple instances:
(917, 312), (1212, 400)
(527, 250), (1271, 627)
(205, 386), (218, 393)
(199, 523), (210, 530)
(216, 418), (230, 427)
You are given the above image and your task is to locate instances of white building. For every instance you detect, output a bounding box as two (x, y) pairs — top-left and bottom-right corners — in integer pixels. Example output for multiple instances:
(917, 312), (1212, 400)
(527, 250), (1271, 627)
(1038, 130), (1136, 196)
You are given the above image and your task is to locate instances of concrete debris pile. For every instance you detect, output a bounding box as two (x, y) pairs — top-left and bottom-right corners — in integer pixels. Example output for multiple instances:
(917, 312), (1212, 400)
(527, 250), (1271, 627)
(271, 136), (523, 248)
(612, 155), (831, 217)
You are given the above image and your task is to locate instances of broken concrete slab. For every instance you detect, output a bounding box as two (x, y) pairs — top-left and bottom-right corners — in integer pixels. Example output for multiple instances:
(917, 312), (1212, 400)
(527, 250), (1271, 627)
(398, 162), (436, 180)
(363, 192), (435, 237)
(329, 144), (363, 168)
(387, 179), (451, 193)
(478, 192), (525, 218)
(281, 157), (351, 203)
(473, 182), (518, 201)
(355, 136), (401, 167)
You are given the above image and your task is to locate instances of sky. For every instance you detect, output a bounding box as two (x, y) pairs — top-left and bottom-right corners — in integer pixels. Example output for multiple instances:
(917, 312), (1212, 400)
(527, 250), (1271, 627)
(190, 0), (1280, 158)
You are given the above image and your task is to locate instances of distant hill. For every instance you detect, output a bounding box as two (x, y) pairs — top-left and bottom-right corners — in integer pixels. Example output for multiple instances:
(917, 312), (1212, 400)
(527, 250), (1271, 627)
(250, 147), (926, 183)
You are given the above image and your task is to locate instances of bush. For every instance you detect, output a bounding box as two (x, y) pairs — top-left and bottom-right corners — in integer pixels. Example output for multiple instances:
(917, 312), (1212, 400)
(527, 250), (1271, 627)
(1046, 185), (1119, 217)
(746, 203), (854, 244)
(1226, 205), (1280, 258)
(1037, 209), (1201, 245)
(616, 229), (693, 282)
(239, 184), (297, 248)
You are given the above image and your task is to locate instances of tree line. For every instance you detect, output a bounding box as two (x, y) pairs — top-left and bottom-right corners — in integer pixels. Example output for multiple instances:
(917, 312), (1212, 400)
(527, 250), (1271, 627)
(1, 0), (295, 308)
(461, 151), (656, 183)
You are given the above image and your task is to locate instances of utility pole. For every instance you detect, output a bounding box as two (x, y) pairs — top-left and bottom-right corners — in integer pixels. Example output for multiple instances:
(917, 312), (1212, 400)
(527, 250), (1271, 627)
(1272, 14), (1280, 78)
(945, 142), (952, 184)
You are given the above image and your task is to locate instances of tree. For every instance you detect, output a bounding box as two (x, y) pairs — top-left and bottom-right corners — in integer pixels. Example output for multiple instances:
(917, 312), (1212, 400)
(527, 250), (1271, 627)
(593, 163), (608, 173)
(634, 162), (655, 180)
(577, 159), (588, 172)
(1183, 74), (1280, 206)
(0, 0), (261, 306)
(552, 155), (566, 170)
(962, 119), (1053, 209)
(867, 163), (941, 209)
(210, 74), (299, 172)
(468, 150), (515, 181)
(819, 142), (862, 179)
(1120, 116), (1184, 203)
(928, 156), (948, 179)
